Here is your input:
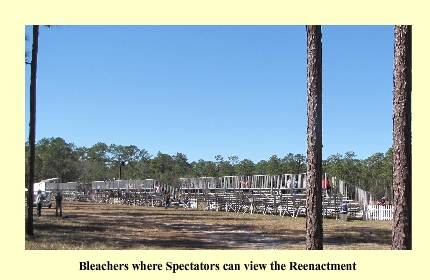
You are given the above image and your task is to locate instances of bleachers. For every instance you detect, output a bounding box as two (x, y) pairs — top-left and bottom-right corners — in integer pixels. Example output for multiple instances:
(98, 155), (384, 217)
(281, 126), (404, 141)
(177, 175), (364, 219)
(37, 174), (365, 219)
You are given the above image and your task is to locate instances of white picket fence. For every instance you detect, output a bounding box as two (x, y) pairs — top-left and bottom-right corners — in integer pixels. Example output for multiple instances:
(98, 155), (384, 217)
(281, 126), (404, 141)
(363, 205), (393, 221)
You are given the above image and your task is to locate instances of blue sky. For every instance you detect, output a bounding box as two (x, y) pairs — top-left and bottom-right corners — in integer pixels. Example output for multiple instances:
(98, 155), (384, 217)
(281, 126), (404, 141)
(25, 25), (394, 163)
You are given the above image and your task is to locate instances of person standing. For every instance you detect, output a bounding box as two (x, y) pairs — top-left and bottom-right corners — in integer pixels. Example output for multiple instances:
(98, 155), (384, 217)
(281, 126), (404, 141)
(286, 176), (292, 188)
(322, 177), (331, 196)
(36, 190), (43, 216)
(55, 191), (63, 217)
(294, 178), (299, 194)
(164, 192), (171, 209)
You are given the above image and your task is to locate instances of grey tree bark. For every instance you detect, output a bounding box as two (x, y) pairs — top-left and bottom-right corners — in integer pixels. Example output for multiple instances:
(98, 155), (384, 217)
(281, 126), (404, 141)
(392, 25), (412, 250)
(26, 25), (39, 236)
(305, 25), (323, 250)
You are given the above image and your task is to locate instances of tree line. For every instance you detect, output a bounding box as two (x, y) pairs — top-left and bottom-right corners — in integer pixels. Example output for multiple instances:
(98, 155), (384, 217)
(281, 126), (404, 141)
(25, 137), (392, 197)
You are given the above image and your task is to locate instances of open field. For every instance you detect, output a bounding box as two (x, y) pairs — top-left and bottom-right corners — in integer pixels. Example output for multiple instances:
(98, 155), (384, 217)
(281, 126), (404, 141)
(25, 201), (392, 250)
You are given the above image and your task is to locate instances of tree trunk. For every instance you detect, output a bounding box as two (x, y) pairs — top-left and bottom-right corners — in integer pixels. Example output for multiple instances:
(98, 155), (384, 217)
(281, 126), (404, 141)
(305, 25), (323, 250)
(392, 25), (412, 250)
(26, 25), (39, 236)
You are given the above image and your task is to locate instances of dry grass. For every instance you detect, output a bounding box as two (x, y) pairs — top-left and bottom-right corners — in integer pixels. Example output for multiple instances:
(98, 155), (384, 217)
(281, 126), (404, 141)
(25, 201), (392, 250)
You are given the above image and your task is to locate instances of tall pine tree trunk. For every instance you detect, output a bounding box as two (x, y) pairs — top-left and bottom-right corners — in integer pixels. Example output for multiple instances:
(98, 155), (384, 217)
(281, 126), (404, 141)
(26, 25), (39, 236)
(305, 25), (323, 250)
(392, 25), (412, 250)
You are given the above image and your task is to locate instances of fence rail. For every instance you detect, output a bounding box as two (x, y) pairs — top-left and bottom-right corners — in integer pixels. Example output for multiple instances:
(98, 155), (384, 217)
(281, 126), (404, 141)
(363, 205), (393, 221)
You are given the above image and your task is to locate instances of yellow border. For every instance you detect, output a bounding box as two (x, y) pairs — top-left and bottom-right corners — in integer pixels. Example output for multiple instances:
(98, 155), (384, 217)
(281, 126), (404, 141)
(2, 1), (428, 279)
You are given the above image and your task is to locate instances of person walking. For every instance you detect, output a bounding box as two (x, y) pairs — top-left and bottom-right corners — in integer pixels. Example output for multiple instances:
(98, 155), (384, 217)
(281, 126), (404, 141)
(55, 191), (63, 217)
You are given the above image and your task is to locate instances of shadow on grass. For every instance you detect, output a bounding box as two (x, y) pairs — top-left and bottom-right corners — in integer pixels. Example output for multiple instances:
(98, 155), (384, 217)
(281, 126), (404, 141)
(28, 216), (304, 249)
(26, 202), (391, 250)
(324, 226), (392, 246)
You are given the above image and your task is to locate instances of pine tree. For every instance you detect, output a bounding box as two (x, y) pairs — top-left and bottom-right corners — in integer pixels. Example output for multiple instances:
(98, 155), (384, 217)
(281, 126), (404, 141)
(26, 25), (39, 236)
(305, 25), (323, 250)
(392, 25), (412, 250)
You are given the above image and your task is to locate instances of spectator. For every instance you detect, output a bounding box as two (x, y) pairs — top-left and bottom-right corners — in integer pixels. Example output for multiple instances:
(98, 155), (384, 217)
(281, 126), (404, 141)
(322, 177), (331, 196)
(293, 178), (299, 194)
(36, 190), (44, 217)
(341, 202), (348, 213)
(241, 178), (250, 188)
(164, 192), (171, 209)
(55, 191), (63, 217)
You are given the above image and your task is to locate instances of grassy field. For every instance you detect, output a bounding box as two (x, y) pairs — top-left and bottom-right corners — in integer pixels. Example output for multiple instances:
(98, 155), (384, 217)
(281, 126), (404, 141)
(25, 201), (392, 250)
